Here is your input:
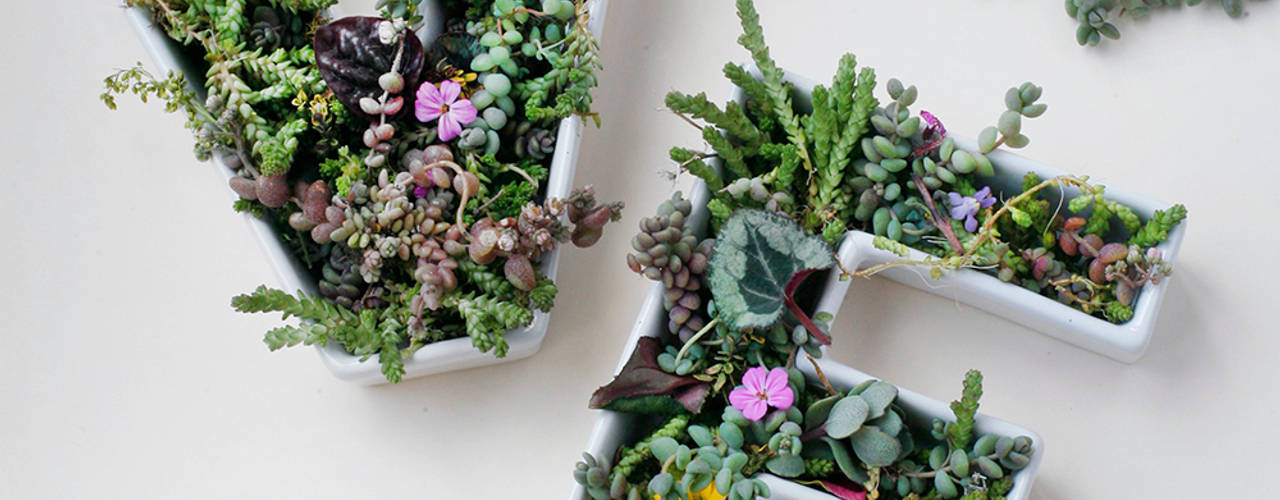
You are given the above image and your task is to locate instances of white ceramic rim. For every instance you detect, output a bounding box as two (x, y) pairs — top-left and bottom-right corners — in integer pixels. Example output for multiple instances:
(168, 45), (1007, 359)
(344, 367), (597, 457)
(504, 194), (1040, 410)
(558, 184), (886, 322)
(123, 0), (612, 385)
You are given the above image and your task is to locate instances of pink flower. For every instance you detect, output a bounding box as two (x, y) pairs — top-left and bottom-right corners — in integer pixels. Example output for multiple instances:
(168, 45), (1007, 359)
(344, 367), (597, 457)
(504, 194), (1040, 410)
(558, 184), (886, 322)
(415, 80), (477, 142)
(920, 110), (946, 138)
(729, 366), (794, 421)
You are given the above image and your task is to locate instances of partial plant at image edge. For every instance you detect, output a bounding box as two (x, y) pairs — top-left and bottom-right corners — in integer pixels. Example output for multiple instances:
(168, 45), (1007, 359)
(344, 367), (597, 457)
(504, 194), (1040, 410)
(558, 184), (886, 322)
(102, 0), (619, 383)
(1066, 0), (1252, 46)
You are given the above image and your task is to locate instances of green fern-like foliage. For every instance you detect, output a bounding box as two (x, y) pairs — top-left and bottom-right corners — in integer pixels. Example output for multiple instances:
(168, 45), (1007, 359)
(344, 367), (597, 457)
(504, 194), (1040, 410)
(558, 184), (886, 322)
(451, 294), (534, 358)
(231, 285), (408, 382)
(114, 0), (331, 174)
(666, 91), (764, 151)
(668, 147), (723, 191)
(723, 62), (776, 135)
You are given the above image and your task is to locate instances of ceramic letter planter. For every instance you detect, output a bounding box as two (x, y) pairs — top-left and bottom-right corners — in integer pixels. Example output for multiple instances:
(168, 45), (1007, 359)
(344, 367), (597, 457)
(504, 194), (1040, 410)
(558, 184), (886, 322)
(571, 122), (1043, 500)
(570, 281), (1045, 499)
(124, 0), (611, 385)
(746, 67), (1184, 363)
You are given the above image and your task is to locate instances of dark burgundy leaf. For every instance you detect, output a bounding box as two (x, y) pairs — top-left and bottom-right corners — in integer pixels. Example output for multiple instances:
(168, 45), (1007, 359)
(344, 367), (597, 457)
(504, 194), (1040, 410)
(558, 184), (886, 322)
(314, 16), (424, 121)
(588, 337), (710, 414)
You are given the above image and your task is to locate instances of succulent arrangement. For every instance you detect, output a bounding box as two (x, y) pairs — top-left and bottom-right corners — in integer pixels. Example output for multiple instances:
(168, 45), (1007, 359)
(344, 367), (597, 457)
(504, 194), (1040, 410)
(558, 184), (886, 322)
(102, 0), (620, 383)
(1065, 0), (1251, 46)
(578, 206), (1036, 500)
(659, 0), (1185, 324)
(574, 2), (1047, 498)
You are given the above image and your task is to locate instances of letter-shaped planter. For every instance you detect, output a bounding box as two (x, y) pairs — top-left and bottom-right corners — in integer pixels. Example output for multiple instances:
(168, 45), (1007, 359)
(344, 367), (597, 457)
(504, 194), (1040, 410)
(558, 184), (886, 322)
(765, 67), (1184, 362)
(572, 70), (1045, 493)
(123, 0), (611, 385)
(570, 186), (1044, 499)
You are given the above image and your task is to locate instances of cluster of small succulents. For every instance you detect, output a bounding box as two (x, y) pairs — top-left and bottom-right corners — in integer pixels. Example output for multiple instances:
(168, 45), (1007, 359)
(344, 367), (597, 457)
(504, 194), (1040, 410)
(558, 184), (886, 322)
(106, 0), (617, 383)
(1004, 198), (1181, 322)
(626, 193), (714, 343)
(583, 198), (1037, 499)
(656, 0), (1185, 324)
(1066, 0), (1250, 46)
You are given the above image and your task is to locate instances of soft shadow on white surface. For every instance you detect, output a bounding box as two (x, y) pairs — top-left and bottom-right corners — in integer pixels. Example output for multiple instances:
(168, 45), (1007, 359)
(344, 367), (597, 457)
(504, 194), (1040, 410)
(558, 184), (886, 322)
(3, 0), (1278, 498)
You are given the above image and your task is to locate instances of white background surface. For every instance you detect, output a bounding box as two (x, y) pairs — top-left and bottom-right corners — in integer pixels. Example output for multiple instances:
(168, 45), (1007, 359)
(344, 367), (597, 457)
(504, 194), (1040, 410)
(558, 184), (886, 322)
(3, 1), (1278, 498)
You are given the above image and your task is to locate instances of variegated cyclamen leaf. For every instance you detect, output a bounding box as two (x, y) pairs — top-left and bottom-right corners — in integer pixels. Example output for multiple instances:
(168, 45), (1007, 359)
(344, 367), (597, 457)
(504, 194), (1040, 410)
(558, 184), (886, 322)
(707, 210), (835, 331)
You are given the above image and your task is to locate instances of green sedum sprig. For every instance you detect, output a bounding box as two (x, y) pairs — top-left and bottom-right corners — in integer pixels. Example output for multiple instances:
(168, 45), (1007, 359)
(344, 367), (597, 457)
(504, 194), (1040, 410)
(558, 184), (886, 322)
(1129, 203), (1187, 247)
(734, 0), (812, 176)
(946, 370), (983, 451)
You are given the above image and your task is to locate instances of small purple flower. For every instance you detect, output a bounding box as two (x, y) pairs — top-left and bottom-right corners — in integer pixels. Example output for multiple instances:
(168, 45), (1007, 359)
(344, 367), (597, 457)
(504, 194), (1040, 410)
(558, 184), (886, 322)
(413, 186), (429, 198)
(948, 186), (996, 232)
(729, 366), (794, 421)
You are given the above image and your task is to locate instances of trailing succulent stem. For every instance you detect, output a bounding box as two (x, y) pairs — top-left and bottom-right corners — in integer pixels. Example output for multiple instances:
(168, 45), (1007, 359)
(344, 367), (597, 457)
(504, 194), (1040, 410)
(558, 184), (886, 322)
(1066, 0), (1251, 47)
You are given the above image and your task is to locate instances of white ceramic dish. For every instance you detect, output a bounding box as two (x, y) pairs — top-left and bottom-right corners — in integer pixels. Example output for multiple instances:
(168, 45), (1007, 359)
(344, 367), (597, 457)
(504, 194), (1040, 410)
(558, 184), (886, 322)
(748, 66), (1185, 363)
(124, 0), (611, 385)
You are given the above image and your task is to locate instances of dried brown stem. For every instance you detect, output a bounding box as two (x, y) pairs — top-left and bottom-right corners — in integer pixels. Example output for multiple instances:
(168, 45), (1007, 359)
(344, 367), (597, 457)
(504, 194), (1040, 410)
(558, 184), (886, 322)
(806, 353), (838, 397)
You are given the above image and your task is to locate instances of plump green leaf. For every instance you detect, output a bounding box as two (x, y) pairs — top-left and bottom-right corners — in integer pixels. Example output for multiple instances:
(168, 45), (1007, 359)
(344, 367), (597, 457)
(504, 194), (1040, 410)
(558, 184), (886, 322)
(819, 437), (868, 483)
(689, 425), (713, 447)
(977, 456), (1004, 478)
(871, 408), (902, 436)
(707, 210), (835, 331)
(858, 381), (898, 419)
(951, 449), (971, 477)
(934, 470), (958, 498)
(651, 437), (678, 462)
(824, 395), (870, 439)
(719, 422), (745, 449)
(765, 454), (806, 477)
(1068, 194), (1096, 213)
(805, 394), (842, 431)
(850, 425), (901, 466)
(978, 126), (998, 153)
